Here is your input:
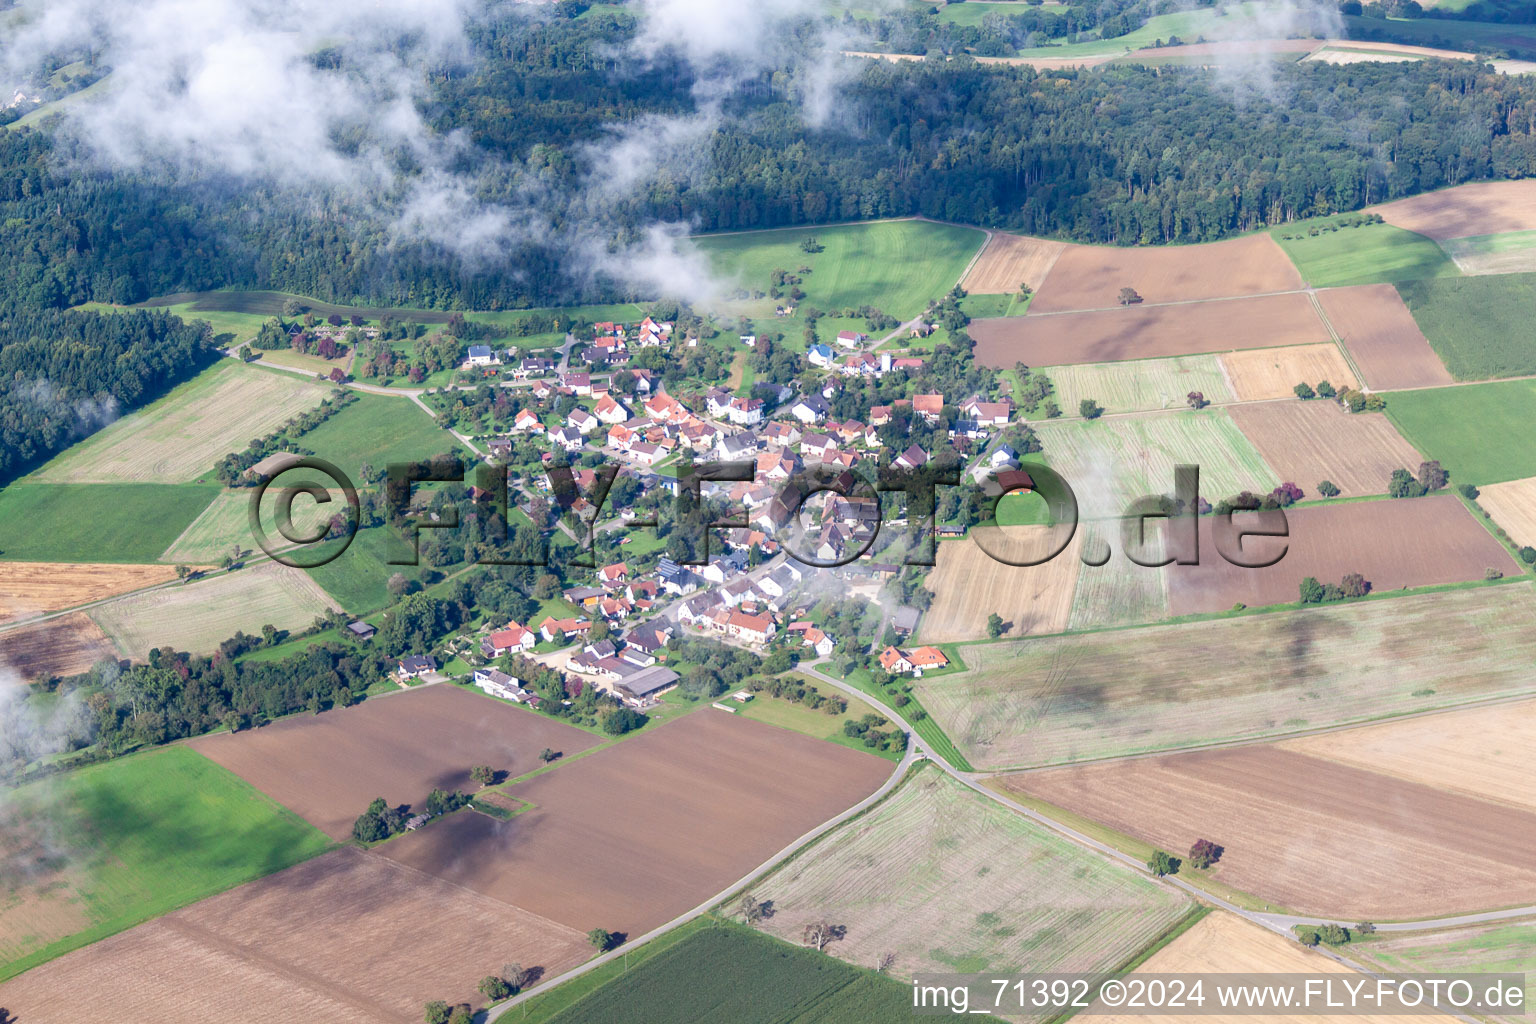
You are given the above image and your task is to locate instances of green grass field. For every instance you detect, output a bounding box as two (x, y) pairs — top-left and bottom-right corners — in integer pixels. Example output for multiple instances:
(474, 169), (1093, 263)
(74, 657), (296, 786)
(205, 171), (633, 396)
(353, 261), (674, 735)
(297, 393), (467, 483)
(0, 483), (220, 563)
(76, 300), (271, 346)
(696, 220), (985, 319)
(1385, 379), (1536, 485)
(1350, 917), (1534, 1024)
(1045, 355), (1235, 415)
(735, 686), (903, 762)
(158, 488), (336, 564)
(1271, 219), (1458, 288)
(1439, 228), (1536, 274)
(302, 524), (452, 614)
(535, 922), (910, 1024)
(1341, 12), (1536, 58)
(0, 745), (332, 981)
(1397, 274), (1536, 379)
(1010, 5), (1250, 58)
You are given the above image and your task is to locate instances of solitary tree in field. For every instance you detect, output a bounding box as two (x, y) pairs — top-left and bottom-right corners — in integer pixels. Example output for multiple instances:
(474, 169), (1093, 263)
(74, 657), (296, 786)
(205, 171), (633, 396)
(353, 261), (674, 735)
(1417, 459), (1448, 492)
(1117, 286), (1142, 305)
(1293, 382), (1315, 400)
(479, 975), (511, 1000)
(424, 1001), (450, 1024)
(539, 748), (558, 763)
(1147, 850), (1180, 877)
(986, 613), (1006, 638)
(876, 951), (897, 973)
(1187, 838), (1224, 869)
(470, 765), (495, 787)
(1318, 480), (1340, 498)
(502, 963), (528, 993)
(803, 920), (844, 951)
(1186, 391), (1208, 410)
(1079, 398), (1104, 420)
(175, 564), (191, 581)
(588, 928), (615, 952)
(740, 893), (765, 927)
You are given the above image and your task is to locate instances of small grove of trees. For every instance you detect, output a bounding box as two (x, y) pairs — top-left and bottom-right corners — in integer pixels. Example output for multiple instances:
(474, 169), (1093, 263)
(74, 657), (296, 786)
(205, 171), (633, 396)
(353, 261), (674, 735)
(1079, 398), (1104, 419)
(841, 714), (903, 754)
(470, 764), (496, 787)
(1186, 391), (1208, 409)
(1299, 572), (1371, 604)
(986, 612), (1006, 638)
(602, 706), (645, 736)
(740, 893), (768, 927)
(1339, 387), (1385, 413)
(1295, 923), (1352, 947)
(1147, 850), (1180, 877)
(422, 1000), (473, 1024)
(1187, 838), (1224, 869)
(588, 927), (618, 952)
(352, 797), (406, 843)
(1388, 460), (1448, 498)
(1294, 380), (1343, 402)
(1318, 480), (1340, 498)
(1270, 482), (1304, 507)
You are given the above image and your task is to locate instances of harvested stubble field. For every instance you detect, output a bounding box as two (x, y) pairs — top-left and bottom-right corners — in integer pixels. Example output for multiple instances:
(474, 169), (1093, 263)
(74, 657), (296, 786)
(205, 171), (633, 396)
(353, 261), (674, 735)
(0, 847), (591, 1023)
(1027, 233), (1302, 313)
(1006, 745), (1536, 918)
(0, 562), (186, 624)
(755, 767), (1191, 990)
(1279, 698), (1536, 813)
(1045, 355), (1233, 414)
(1030, 410), (1277, 518)
(1065, 533), (1171, 629)
(0, 613), (119, 681)
(922, 532), (1081, 642)
(1373, 179), (1536, 241)
(33, 362), (331, 484)
(972, 293), (1325, 368)
(380, 710), (892, 937)
(1091, 912), (1449, 1024)
(191, 685), (600, 840)
(912, 585), (1536, 769)
(1217, 343), (1358, 402)
(1164, 495), (1517, 616)
(159, 487), (334, 563)
(1315, 284), (1452, 389)
(1349, 918), (1535, 1024)
(1226, 401), (1422, 496)
(960, 232), (1066, 294)
(1440, 229), (1536, 275)
(1473, 476), (1536, 546)
(87, 561), (338, 659)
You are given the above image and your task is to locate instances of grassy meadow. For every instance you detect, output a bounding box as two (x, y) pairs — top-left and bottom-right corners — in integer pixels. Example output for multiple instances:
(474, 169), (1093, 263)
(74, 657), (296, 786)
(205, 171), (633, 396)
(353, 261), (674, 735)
(0, 484), (219, 563)
(298, 393), (468, 482)
(735, 685), (904, 762)
(1271, 219), (1458, 288)
(696, 220), (985, 319)
(1045, 355), (1234, 414)
(1397, 273), (1536, 379)
(0, 745), (332, 981)
(1385, 379), (1536, 485)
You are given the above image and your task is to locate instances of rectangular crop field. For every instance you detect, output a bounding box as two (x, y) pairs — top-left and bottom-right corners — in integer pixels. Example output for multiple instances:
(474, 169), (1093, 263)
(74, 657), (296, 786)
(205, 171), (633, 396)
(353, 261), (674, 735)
(0, 484), (220, 563)
(1315, 284), (1452, 389)
(88, 562), (339, 659)
(922, 533), (1081, 642)
(1348, 918), (1535, 1024)
(1045, 355), (1233, 414)
(1093, 912), (1449, 1024)
(972, 293), (1325, 368)
(300, 524), (447, 615)
(754, 767), (1192, 987)
(1006, 745), (1536, 919)
(0, 562), (185, 624)
(1271, 219), (1458, 288)
(0, 846), (591, 1023)
(1373, 180), (1536, 241)
(1227, 401), (1421, 497)
(1027, 233), (1301, 313)
(190, 684), (600, 840)
(912, 585), (1536, 769)
(32, 361), (331, 484)
(1165, 496), (1517, 616)
(1385, 380), (1536, 485)
(537, 923), (910, 1024)
(1218, 343), (1357, 402)
(295, 392), (467, 485)
(1031, 409), (1278, 519)
(0, 613), (120, 681)
(0, 745), (330, 981)
(1473, 476), (1536, 546)
(695, 220), (985, 318)
(158, 487), (334, 564)
(1441, 229), (1536, 275)
(1397, 274), (1536, 379)
(1279, 698), (1536, 813)
(1066, 531), (1171, 630)
(960, 232), (1066, 294)
(379, 710), (892, 937)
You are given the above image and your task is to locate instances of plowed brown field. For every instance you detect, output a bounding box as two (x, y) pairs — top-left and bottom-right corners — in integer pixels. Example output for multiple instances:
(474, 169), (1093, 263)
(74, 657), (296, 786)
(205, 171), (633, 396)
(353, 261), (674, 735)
(1316, 284), (1452, 389)
(0, 562), (186, 624)
(1473, 476), (1536, 547)
(1028, 234), (1302, 313)
(961, 232), (1067, 294)
(0, 847), (591, 1023)
(1374, 180), (1536, 241)
(379, 710), (892, 937)
(1227, 401), (1422, 496)
(1218, 343), (1358, 401)
(1165, 495), (1517, 615)
(1006, 746), (1536, 918)
(972, 293), (1325, 368)
(190, 685), (600, 840)
(922, 532), (1082, 641)
(0, 613), (119, 681)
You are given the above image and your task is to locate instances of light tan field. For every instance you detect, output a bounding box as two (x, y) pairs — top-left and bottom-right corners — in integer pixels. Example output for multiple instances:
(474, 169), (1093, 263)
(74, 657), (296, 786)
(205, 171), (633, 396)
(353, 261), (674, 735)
(1028, 233), (1303, 313)
(1441, 232), (1536, 274)
(1092, 912), (1449, 1024)
(962, 232), (1067, 294)
(1227, 401), (1422, 496)
(1218, 343), (1358, 402)
(754, 766), (1192, 992)
(841, 50), (1114, 70)
(0, 562), (189, 624)
(0, 847), (592, 1024)
(1121, 38), (1321, 60)
(1305, 48), (1422, 65)
(1280, 699), (1536, 813)
(1066, 527), (1171, 630)
(88, 562), (338, 658)
(33, 362), (331, 484)
(159, 488), (332, 563)
(923, 532), (1081, 642)
(1316, 284), (1453, 389)
(1046, 355), (1234, 414)
(1307, 40), (1476, 61)
(1475, 476), (1536, 547)
(1373, 180), (1536, 241)
(0, 613), (120, 681)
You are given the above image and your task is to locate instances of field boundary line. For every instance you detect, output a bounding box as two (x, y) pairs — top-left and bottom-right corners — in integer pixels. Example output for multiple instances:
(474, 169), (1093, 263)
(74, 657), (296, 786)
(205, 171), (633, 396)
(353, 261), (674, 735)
(1016, 286), (1314, 319)
(954, 226), (996, 288)
(1307, 288), (1372, 387)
